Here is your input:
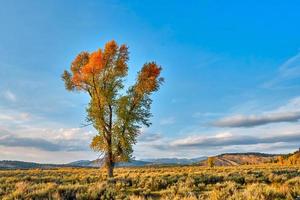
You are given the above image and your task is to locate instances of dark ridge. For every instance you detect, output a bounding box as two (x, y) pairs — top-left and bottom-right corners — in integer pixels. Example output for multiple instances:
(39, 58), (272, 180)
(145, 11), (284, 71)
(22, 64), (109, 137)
(218, 152), (281, 157)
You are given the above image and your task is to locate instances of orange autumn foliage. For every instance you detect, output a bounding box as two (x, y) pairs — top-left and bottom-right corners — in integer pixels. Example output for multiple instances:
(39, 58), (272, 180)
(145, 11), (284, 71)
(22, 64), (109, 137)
(71, 52), (89, 73)
(115, 44), (129, 75)
(82, 49), (104, 75)
(103, 40), (118, 62)
(70, 49), (104, 87)
(135, 62), (163, 95)
(67, 41), (130, 90)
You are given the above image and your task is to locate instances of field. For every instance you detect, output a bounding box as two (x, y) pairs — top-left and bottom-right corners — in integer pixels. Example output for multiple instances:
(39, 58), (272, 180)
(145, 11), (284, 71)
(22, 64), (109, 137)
(1, 165), (300, 200)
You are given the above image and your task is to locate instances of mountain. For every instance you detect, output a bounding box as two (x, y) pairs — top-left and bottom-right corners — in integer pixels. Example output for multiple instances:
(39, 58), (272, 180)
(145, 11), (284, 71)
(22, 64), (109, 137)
(0, 157), (207, 169)
(144, 157), (207, 165)
(115, 160), (152, 167)
(68, 157), (208, 167)
(0, 160), (64, 169)
(67, 160), (91, 167)
(200, 152), (279, 166)
(67, 159), (104, 167)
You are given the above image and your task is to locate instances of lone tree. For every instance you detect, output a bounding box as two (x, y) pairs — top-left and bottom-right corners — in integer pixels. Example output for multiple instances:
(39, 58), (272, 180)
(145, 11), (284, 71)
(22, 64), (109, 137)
(62, 40), (163, 178)
(207, 157), (215, 168)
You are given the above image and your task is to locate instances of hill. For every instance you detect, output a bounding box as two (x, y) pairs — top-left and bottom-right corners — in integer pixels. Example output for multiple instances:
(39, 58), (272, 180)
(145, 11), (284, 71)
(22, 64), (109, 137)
(0, 160), (65, 169)
(200, 152), (278, 166)
(68, 157), (207, 167)
(277, 149), (300, 165)
(144, 157), (207, 165)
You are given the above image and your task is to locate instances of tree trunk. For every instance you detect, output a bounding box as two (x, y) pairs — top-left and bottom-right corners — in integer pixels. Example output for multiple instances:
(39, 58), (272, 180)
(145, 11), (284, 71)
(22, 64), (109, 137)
(106, 133), (114, 179)
(106, 151), (115, 184)
(107, 154), (114, 178)
(107, 105), (114, 180)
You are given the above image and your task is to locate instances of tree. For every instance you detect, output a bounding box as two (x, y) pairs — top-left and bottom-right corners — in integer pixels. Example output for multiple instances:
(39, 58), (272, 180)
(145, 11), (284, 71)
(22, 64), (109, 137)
(62, 40), (163, 178)
(207, 157), (215, 168)
(277, 156), (285, 165)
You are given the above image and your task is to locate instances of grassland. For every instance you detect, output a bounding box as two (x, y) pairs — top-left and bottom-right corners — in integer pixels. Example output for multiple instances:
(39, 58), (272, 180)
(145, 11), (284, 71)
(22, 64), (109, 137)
(1, 164), (300, 200)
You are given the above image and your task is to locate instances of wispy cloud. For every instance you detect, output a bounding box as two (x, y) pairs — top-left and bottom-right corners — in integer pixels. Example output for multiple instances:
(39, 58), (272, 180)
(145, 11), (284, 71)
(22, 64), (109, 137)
(0, 102), (98, 162)
(212, 96), (300, 128)
(160, 117), (175, 125)
(212, 112), (300, 128)
(278, 53), (300, 78)
(137, 127), (162, 142)
(0, 112), (31, 122)
(3, 90), (16, 102)
(0, 128), (92, 152)
(193, 112), (224, 118)
(0, 134), (63, 151)
(275, 96), (300, 112)
(135, 95), (300, 158)
(134, 127), (300, 158)
(138, 133), (162, 142)
(263, 52), (300, 88)
(169, 132), (300, 148)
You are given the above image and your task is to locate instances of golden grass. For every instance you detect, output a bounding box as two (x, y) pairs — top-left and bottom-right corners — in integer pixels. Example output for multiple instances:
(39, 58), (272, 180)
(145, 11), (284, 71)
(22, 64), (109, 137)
(0, 164), (300, 199)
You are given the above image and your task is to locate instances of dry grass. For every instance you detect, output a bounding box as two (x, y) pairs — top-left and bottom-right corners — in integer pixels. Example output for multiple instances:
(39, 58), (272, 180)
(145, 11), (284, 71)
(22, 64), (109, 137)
(0, 164), (300, 199)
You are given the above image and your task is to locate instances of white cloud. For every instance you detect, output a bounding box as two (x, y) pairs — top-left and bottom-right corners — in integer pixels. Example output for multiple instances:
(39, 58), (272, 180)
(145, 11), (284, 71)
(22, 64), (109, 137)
(136, 123), (300, 158)
(0, 126), (94, 152)
(213, 112), (300, 128)
(275, 96), (300, 112)
(0, 106), (97, 163)
(160, 117), (175, 125)
(212, 96), (300, 128)
(133, 98), (300, 158)
(0, 112), (31, 122)
(137, 127), (162, 142)
(0, 146), (97, 164)
(3, 90), (16, 102)
(193, 112), (224, 118)
(215, 132), (232, 138)
(279, 52), (300, 78)
(169, 131), (300, 148)
(1, 94), (300, 161)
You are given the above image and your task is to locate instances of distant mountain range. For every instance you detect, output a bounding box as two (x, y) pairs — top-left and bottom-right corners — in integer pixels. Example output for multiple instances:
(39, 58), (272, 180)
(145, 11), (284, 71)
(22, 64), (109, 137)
(143, 157), (207, 165)
(0, 153), (284, 169)
(0, 157), (207, 169)
(67, 157), (207, 167)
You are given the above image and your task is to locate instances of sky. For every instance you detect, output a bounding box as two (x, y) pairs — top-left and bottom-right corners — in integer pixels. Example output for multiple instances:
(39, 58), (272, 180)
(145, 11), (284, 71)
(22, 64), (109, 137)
(0, 0), (300, 163)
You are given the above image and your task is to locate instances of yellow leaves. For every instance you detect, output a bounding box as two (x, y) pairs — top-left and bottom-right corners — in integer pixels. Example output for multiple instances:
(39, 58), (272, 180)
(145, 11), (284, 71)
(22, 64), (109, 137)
(90, 135), (107, 152)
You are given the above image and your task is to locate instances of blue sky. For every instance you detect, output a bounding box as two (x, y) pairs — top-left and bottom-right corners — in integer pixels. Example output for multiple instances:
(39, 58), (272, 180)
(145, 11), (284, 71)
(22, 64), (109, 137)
(0, 0), (300, 163)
